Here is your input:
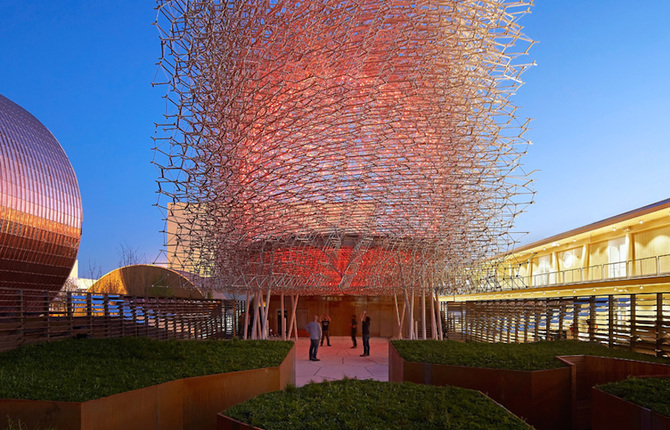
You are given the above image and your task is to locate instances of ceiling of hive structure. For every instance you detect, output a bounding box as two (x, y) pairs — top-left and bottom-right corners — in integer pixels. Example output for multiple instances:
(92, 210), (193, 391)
(154, 0), (535, 296)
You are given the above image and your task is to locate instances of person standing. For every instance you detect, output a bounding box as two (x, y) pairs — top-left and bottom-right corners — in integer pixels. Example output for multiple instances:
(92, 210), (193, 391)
(360, 312), (370, 357)
(350, 314), (358, 348)
(320, 314), (331, 346)
(305, 315), (322, 361)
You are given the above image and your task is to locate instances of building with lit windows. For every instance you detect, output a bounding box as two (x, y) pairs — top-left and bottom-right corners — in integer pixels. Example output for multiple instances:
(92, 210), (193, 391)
(449, 198), (670, 302)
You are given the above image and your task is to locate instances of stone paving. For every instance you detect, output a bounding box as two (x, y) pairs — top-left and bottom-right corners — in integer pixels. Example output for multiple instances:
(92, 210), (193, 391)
(294, 335), (389, 386)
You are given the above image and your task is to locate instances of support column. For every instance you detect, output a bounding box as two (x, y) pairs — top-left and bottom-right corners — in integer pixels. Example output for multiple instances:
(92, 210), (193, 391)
(421, 287), (427, 340)
(410, 292), (416, 340)
(435, 296), (444, 340)
(583, 244), (590, 281)
(287, 294), (300, 342)
(402, 288), (411, 340)
(243, 290), (251, 340)
(252, 291), (260, 340)
(280, 293), (286, 340)
(551, 252), (558, 284)
(626, 233), (634, 276)
(394, 294), (402, 339)
(429, 290), (437, 339)
(261, 287), (271, 339)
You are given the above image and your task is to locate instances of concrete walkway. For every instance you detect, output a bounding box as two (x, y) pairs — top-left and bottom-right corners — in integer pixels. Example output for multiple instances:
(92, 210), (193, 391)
(294, 336), (389, 386)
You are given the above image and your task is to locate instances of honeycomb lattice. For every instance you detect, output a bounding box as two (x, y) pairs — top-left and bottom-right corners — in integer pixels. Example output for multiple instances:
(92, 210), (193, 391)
(153, 0), (535, 297)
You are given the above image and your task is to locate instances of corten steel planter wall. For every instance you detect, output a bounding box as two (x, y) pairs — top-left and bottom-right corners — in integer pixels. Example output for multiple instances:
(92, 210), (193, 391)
(217, 414), (264, 430)
(559, 356), (670, 430)
(388, 343), (571, 430)
(0, 344), (295, 430)
(592, 387), (670, 430)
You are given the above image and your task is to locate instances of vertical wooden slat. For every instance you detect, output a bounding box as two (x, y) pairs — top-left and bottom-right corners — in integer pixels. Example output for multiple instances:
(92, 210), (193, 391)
(558, 298), (564, 340)
(18, 290), (24, 346)
(572, 299), (579, 340)
(545, 301), (552, 341)
(630, 294), (637, 351)
(44, 291), (50, 340)
(608, 295), (614, 348)
(589, 296), (596, 343)
(657, 293), (664, 357)
(67, 291), (73, 334)
(86, 294), (93, 337)
(533, 300), (539, 342)
(104, 296), (110, 338)
(523, 301), (529, 343)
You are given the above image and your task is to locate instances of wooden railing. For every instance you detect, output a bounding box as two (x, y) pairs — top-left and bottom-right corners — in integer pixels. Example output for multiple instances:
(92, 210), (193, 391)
(443, 292), (670, 357)
(0, 287), (241, 352)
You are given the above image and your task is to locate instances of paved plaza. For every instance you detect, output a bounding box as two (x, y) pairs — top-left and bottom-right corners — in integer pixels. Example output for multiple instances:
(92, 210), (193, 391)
(294, 336), (389, 386)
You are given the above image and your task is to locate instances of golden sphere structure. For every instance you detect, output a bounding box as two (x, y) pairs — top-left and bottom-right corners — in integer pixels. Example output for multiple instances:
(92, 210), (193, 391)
(0, 94), (82, 294)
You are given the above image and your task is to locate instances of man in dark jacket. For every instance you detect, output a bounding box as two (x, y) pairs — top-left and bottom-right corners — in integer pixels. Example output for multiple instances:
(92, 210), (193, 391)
(361, 311), (370, 357)
(350, 314), (357, 348)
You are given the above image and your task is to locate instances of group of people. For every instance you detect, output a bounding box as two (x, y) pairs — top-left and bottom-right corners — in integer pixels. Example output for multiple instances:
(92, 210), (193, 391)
(304, 312), (371, 361)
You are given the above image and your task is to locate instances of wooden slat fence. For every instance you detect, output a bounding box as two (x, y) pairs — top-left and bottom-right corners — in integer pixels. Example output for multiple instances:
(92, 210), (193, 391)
(443, 293), (670, 357)
(0, 287), (242, 352)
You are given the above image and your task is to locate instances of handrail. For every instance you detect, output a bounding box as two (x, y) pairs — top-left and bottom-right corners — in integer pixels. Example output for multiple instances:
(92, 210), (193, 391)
(493, 253), (670, 290)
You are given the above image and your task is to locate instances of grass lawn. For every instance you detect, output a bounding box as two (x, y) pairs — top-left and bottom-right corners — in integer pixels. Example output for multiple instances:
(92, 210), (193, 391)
(392, 340), (670, 371)
(598, 377), (670, 417)
(225, 379), (532, 430)
(0, 337), (293, 402)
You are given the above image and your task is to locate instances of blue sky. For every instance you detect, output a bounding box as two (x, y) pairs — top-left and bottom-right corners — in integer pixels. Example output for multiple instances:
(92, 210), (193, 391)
(1, 1), (669, 276)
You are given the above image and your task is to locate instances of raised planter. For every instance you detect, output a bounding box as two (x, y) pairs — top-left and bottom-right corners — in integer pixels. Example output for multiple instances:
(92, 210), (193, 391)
(559, 355), (670, 430)
(389, 342), (571, 430)
(217, 414), (262, 430)
(216, 378), (534, 430)
(0, 343), (295, 430)
(592, 387), (670, 430)
(389, 343), (670, 430)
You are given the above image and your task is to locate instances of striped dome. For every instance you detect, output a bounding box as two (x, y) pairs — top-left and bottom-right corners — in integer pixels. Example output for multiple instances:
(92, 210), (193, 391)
(0, 94), (82, 294)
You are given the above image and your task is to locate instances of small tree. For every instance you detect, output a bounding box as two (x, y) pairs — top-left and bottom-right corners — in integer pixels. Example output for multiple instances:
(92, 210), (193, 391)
(61, 277), (79, 292)
(117, 242), (146, 267)
(84, 258), (104, 280)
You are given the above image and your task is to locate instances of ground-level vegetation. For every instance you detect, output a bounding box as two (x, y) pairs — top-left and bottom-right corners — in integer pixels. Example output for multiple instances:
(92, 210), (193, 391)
(598, 377), (670, 417)
(225, 379), (532, 429)
(392, 340), (670, 371)
(0, 337), (293, 402)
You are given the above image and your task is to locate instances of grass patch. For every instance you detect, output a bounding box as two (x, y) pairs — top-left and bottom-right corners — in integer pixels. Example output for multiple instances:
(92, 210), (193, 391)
(598, 377), (670, 417)
(392, 340), (670, 371)
(1, 418), (54, 430)
(225, 379), (532, 429)
(0, 337), (292, 402)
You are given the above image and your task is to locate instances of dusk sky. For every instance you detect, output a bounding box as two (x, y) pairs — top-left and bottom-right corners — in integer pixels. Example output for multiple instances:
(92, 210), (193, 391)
(1, 1), (669, 277)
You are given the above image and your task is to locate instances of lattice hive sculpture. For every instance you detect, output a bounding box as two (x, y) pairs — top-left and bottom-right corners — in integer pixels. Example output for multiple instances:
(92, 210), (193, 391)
(154, 0), (535, 299)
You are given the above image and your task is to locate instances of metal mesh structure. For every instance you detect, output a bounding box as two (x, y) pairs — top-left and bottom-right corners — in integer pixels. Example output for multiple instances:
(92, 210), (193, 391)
(153, 0), (535, 298)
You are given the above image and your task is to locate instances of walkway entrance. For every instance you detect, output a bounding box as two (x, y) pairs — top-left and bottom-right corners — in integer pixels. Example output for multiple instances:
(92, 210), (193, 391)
(294, 336), (389, 386)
